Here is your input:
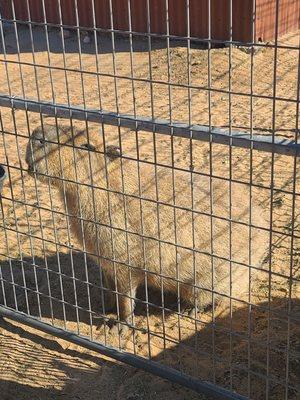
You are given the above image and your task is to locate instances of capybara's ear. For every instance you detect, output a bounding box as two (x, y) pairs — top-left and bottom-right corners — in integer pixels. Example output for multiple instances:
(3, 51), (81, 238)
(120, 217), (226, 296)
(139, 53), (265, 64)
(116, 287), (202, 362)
(105, 145), (121, 160)
(80, 142), (96, 152)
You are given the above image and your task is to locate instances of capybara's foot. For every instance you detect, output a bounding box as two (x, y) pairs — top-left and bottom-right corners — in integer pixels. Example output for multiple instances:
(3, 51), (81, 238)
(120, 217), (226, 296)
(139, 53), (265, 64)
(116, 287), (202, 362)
(187, 306), (198, 318)
(109, 321), (130, 337)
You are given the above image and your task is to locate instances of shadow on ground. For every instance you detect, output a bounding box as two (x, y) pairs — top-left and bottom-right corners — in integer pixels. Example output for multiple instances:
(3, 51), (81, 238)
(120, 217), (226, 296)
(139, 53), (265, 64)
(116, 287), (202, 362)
(0, 250), (299, 400)
(1, 23), (214, 57)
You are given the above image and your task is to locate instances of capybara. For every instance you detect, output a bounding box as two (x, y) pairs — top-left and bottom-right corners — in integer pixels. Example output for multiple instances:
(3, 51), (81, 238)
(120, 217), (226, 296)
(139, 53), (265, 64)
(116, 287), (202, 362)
(26, 124), (268, 332)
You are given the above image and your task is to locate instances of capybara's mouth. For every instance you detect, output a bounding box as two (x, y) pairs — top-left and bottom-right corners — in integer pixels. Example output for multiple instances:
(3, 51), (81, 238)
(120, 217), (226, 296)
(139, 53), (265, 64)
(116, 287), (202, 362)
(0, 164), (5, 180)
(27, 164), (35, 177)
(0, 164), (6, 195)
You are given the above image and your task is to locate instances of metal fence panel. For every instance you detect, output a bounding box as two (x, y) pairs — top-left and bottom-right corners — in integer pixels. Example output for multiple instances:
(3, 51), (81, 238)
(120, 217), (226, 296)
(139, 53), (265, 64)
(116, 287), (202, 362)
(0, 1), (299, 399)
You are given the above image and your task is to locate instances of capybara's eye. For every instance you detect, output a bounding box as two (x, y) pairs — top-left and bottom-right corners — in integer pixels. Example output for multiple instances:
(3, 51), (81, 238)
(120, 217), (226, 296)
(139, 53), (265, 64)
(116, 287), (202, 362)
(33, 136), (45, 145)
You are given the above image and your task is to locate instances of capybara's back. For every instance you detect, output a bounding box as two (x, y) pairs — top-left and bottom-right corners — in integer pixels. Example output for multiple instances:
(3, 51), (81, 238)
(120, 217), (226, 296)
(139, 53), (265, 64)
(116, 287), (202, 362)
(105, 156), (269, 306)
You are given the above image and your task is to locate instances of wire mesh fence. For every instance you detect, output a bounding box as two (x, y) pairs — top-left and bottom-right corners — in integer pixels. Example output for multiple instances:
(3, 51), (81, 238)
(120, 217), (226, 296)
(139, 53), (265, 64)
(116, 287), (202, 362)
(0, 1), (299, 399)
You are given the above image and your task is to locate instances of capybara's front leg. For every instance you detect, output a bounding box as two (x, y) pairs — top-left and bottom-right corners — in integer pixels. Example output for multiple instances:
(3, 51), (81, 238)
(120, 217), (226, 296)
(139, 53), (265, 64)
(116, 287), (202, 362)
(110, 280), (138, 337)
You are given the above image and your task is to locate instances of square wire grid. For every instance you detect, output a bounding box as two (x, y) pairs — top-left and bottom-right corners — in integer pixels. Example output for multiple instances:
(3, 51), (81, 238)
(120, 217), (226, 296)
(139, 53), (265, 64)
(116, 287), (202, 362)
(0, 1), (299, 399)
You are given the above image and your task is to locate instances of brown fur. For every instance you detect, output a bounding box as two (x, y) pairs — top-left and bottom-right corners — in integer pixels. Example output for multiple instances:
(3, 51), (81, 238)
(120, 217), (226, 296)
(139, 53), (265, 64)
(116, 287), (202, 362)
(26, 124), (269, 326)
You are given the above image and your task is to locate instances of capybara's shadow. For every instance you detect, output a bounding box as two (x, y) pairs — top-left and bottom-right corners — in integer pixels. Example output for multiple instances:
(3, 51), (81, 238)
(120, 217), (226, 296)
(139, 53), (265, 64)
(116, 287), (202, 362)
(0, 252), (103, 324)
(0, 251), (184, 324)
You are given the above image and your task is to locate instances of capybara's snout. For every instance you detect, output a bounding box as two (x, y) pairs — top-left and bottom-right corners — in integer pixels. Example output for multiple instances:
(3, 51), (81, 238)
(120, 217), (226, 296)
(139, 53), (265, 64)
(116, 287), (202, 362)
(0, 164), (6, 194)
(25, 124), (59, 177)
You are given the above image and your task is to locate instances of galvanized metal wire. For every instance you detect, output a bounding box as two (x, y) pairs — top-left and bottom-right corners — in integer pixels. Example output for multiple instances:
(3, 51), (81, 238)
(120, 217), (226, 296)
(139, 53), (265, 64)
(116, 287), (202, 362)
(0, 1), (299, 399)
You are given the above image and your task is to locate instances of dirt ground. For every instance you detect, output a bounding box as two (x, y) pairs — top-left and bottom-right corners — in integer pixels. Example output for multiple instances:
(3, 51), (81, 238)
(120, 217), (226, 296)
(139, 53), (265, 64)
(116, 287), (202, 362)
(0, 25), (300, 399)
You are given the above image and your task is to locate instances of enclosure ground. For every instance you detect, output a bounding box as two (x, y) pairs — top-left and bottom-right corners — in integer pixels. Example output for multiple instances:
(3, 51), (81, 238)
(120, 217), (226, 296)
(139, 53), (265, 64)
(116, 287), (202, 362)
(0, 317), (205, 400)
(0, 26), (299, 399)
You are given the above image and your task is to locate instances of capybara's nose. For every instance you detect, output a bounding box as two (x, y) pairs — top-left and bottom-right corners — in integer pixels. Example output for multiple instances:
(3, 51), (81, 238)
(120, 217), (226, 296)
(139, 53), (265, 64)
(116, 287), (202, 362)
(25, 139), (37, 173)
(0, 164), (6, 194)
(25, 144), (32, 166)
(25, 145), (36, 176)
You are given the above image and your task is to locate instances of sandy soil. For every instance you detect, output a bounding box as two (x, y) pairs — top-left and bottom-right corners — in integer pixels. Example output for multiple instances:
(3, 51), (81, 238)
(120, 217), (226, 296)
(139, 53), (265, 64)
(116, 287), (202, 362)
(0, 25), (299, 399)
(0, 317), (203, 400)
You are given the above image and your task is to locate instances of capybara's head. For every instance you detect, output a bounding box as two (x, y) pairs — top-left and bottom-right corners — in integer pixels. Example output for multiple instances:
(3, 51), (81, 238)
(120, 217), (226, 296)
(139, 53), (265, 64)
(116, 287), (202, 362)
(26, 124), (100, 188)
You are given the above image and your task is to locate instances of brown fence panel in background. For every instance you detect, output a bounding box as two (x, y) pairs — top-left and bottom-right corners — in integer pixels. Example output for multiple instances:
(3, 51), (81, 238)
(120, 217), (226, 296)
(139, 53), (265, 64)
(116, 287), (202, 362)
(1, 0), (300, 43)
(255, 0), (300, 42)
(1, 0), (60, 24)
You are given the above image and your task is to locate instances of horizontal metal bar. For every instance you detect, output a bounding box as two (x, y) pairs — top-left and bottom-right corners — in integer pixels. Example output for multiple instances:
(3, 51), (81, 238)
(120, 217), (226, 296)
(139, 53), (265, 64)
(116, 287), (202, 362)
(0, 306), (247, 400)
(3, 134), (300, 197)
(0, 95), (299, 156)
